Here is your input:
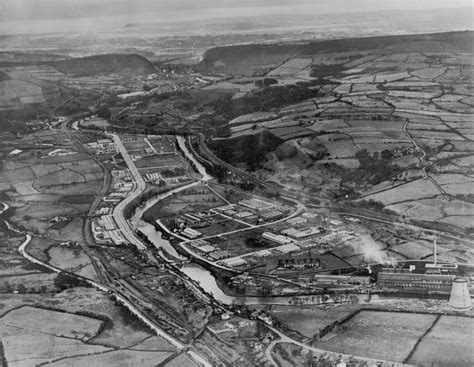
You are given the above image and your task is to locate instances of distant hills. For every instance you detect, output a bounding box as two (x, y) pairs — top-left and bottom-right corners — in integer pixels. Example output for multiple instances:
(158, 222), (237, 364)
(196, 30), (473, 76)
(52, 54), (156, 76)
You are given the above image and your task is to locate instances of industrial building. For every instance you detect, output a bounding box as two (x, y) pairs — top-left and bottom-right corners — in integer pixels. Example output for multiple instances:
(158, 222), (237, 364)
(239, 198), (275, 212)
(281, 227), (320, 239)
(100, 215), (116, 231)
(181, 227), (203, 239)
(262, 232), (292, 245)
(377, 268), (455, 293)
(261, 210), (285, 221)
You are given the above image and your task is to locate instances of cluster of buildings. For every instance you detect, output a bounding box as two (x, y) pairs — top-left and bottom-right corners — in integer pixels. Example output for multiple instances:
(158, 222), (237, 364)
(213, 199), (289, 225)
(377, 261), (460, 294)
(376, 241), (472, 311)
(175, 206), (353, 269)
(85, 138), (117, 155)
(91, 169), (134, 245)
(187, 239), (231, 261)
(92, 215), (127, 245)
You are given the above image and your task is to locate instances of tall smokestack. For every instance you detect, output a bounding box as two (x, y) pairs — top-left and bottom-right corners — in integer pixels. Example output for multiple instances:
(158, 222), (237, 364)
(434, 238), (437, 266)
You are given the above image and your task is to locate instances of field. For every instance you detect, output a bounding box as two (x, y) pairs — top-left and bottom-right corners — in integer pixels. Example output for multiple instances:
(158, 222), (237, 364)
(407, 316), (474, 367)
(267, 57), (313, 78)
(80, 117), (111, 128)
(46, 350), (173, 367)
(218, 228), (273, 257)
(0, 306), (110, 367)
(197, 218), (250, 237)
(144, 184), (226, 220)
(320, 310), (438, 362)
(268, 305), (359, 339)
(2, 306), (103, 338)
(363, 179), (441, 205)
(200, 36), (474, 235)
(2, 131), (104, 260)
(47, 246), (98, 280)
(165, 353), (200, 367)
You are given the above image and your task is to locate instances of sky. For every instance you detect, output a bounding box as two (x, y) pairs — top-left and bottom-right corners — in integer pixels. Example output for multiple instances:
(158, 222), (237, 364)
(1, 0), (472, 22)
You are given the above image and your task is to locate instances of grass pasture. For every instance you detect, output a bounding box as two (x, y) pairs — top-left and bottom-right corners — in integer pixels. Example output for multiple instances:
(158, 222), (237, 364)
(218, 228), (271, 257)
(364, 179), (441, 205)
(80, 117), (111, 128)
(0, 80), (45, 103)
(144, 184), (226, 220)
(2, 330), (110, 367)
(47, 246), (98, 279)
(1, 306), (103, 339)
(196, 218), (250, 237)
(165, 353), (200, 367)
(269, 305), (358, 339)
(386, 199), (444, 222)
(46, 350), (174, 367)
(267, 57), (313, 77)
(407, 316), (474, 367)
(320, 310), (437, 362)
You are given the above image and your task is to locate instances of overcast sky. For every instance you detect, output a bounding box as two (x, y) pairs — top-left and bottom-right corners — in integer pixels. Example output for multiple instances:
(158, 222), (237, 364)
(1, 0), (472, 21)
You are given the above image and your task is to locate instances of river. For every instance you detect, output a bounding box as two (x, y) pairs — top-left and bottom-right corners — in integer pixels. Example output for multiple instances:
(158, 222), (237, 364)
(176, 136), (212, 181)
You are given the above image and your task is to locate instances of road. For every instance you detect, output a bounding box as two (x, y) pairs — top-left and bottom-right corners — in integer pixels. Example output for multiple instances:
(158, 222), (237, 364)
(57, 132), (212, 366)
(264, 323), (410, 367)
(402, 119), (447, 196)
(107, 132), (148, 250)
(18, 231), (212, 367)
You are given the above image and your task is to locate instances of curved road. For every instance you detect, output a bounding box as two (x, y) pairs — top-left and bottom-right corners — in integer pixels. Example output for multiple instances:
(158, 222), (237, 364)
(107, 132), (148, 250)
(402, 119), (447, 196)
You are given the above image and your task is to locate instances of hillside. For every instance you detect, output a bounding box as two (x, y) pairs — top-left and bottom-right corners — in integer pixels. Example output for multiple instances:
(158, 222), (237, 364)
(196, 30), (473, 76)
(195, 44), (302, 76)
(52, 54), (156, 76)
(299, 31), (473, 55)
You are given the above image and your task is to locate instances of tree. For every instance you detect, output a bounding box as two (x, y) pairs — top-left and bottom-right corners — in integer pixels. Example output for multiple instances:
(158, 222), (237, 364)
(381, 149), (392, 160)
(54, 272), (90, 290)
(17, 283), (27, 294)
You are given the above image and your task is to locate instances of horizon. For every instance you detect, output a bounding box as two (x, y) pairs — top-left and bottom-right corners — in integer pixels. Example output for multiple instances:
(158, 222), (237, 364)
(0, 4), (472, 36)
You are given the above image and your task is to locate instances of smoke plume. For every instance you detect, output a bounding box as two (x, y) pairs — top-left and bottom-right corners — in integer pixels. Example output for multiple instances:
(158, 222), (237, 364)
(354, 234), (397, 265)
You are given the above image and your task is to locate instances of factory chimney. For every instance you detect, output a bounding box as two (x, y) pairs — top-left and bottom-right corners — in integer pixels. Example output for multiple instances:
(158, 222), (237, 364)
(449, 278), (472, 312)
(434, 238), (437, 265)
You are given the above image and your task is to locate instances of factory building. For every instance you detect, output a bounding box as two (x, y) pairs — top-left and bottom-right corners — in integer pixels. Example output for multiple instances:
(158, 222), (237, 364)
(262, 232), (292, 245)
(181, 227), (203, 239)
(377, 268), (455, 293)
(239, 198), (275, 212)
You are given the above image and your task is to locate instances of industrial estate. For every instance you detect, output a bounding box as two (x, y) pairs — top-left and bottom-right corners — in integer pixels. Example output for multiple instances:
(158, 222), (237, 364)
(0, 5), (473, 367)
